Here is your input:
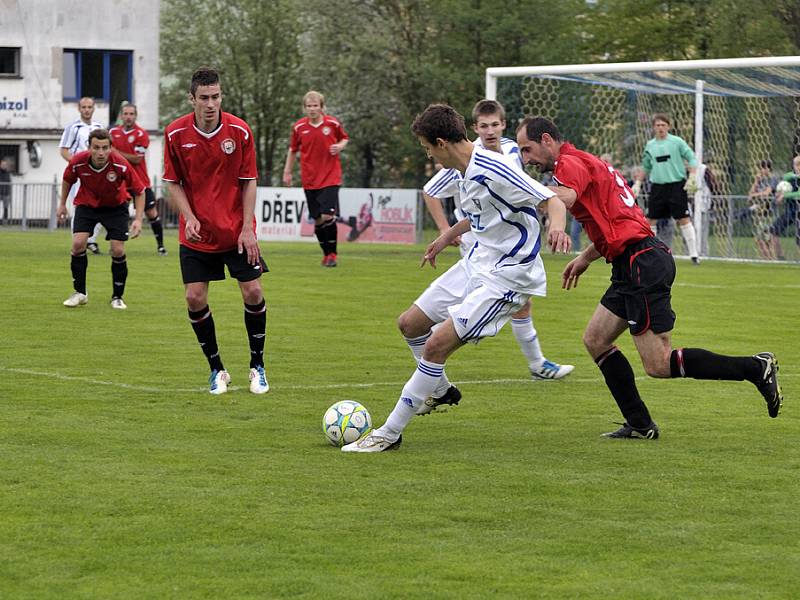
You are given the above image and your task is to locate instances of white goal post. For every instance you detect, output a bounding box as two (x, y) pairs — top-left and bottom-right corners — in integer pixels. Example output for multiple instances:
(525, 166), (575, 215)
(487, 56), (800, 262)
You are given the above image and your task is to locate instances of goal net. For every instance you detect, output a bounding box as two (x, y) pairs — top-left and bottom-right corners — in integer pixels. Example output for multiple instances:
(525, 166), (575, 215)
(487, 57), (800, 263)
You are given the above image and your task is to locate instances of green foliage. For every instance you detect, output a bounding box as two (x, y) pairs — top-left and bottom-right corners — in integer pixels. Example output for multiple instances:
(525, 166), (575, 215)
(1, 231), (799, 597)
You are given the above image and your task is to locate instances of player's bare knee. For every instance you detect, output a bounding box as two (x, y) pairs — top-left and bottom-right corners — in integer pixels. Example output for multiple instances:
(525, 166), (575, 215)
(397, 309), (421, 337)
(185, 288), (207, 310)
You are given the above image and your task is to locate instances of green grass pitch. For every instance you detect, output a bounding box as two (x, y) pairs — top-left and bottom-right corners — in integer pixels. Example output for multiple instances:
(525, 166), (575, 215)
(0, 230), (797, 598)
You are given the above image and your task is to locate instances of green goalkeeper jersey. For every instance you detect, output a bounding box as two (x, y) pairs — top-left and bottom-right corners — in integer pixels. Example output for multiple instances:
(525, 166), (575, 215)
(781, 172), (800, 200)
(642, 133), (698, 184)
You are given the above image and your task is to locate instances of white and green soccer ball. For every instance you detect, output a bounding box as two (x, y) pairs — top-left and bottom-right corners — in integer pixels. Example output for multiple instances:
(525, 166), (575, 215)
(323, 400), (372, 446)
(776, 180), (793, 195)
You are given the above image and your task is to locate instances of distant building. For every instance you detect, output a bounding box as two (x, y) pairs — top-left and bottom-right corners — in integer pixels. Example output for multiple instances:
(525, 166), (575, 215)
(0, 0), (160, 184)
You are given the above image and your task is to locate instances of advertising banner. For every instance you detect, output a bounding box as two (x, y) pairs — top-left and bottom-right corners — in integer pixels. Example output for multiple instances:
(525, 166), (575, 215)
(257, 187), (419, 244)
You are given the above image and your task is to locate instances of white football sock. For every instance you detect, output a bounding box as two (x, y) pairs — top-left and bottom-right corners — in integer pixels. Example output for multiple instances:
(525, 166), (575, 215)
(88, 222), (103, 245)
(680, 222), (698, 258)
(379, 359), (444, 440)
(404, 332), (451, 397)
(511, 317), (544, 368)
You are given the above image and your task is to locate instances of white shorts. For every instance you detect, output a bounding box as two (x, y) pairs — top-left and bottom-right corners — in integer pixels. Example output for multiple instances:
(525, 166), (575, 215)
(415, 260), (528, 343)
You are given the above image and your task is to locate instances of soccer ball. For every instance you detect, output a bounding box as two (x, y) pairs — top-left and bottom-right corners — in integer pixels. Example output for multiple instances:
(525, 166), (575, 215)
(776, 180), (793, 195)
(322, 400), (372, 446)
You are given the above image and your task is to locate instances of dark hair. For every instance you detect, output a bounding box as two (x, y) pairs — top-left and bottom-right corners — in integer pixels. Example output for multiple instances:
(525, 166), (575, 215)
(759, 159), (772, 169)
(652, 113), (671, 125)
(516, 116), (562, 143)
(190, 67), (220, 95)
(121, 103), (137, 114)
(88, 129), (111, 145)
(411, 104), (468, 144)
(472, 99), (505, 122)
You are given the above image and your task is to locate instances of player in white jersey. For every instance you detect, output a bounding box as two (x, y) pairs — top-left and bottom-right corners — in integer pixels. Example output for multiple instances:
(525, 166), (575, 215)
(60, 97), (105, 253)
(422, 100), (573, 382)
(343, 103), (571, 452)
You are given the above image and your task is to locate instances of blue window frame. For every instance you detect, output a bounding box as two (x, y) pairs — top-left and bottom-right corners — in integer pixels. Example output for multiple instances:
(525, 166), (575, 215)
(63, 49), (133, 122)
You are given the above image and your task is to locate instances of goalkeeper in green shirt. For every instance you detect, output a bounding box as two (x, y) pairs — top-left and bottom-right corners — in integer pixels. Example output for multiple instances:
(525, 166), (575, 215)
(641, 113), (700, 264)
(768, 155), (800, 260)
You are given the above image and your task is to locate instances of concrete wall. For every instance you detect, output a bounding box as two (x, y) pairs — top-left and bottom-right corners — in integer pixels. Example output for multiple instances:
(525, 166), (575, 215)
(0, 0), (160, 182)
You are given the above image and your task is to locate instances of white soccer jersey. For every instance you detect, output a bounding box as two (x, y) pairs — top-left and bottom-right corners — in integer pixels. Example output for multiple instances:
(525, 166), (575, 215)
(458, 146), (553, 296)
(423, 137), (524, 254)
(59, 119), (104, 155)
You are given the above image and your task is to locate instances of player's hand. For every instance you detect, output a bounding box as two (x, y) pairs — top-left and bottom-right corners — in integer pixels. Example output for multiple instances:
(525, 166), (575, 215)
(56, 204), (68, 222)
(238, 229), (260, 265)
(282, 172), (292, 186)
(329, 143), (342, 155)
(185, 216), (202, 242)
(129, 218), (142, 239)
(684, 177), (698, 194)
(548, 228), (571, 254)
(420, 235), (448, 268)
(562, 256), (589, 290)
(439, 228), (461, 247)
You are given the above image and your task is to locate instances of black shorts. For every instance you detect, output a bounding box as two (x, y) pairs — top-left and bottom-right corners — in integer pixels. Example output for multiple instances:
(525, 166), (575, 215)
(647, 181), (690, 220)
(304, 186), (340, 220)
(179, 245), (269, 284)
(600, 236), (676, 335)
(73, 204), (130, 241)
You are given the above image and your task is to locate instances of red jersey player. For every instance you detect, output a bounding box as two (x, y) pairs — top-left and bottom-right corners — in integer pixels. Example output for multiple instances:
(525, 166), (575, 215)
(516, 117), (782, 439)
(282, 90), (348, 267)
(57, 128), (144, 310)
(163, 66), (269, 396)
(110, 104), (166, 254)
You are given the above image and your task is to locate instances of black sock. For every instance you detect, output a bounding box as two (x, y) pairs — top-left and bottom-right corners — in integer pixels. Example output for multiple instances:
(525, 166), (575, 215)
(111, 254), (127, 298)
(244, 299), (267, 368)
(314, 223), (327, 255)
(596, 346), (652, 428)
(324, 219), (338, 255)
(189, 306), (224, 372)
(70, 252), (88, 294)
(670, 348), (761, 383)
(150, 217), (164, 247)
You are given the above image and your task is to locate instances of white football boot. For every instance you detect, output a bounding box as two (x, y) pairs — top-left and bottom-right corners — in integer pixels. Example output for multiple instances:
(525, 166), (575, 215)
(249, 366), (270, 394)
(63, 292), (88, 307)
(530, 360), (574, 380)
(341, 431), (402, 453)
(110, 297), (127, 310)
(209, 369), (231, 395)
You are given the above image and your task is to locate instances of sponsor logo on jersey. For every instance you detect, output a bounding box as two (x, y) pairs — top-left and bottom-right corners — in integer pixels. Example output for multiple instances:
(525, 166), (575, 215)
(221, 138), (236, 154)
(106, 171), (118, 182)
(181, 143), (197, 149)
(322, 126), (331, 136)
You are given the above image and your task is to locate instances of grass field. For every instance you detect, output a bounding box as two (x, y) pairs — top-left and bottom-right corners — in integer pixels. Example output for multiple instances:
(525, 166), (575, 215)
(0, 229), (797, 599)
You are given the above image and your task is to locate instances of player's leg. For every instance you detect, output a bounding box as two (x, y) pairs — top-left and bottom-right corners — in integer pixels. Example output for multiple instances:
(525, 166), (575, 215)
(673, 182), (699, 263)
(228, 247), (269, 393)
(647, 183), (670, 237)
(317, 186), (340, 266)
(143, 189), (166, 254)
(87, 223), (104, 254)
(181, 246), (228, 393)
(64, 205), (94, 307)
(102, 205), (132, 309)
(511, 301), (574, 380)
(400, 259), (470, 411)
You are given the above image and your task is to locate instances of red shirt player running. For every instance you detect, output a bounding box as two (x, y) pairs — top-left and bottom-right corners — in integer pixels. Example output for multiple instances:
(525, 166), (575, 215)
(516, 117), (782, 439)
(163, 66), (269, 396)
(282, 90), (349, 267)
(110, 104), (166, 254)
(57, 128), (144, 310)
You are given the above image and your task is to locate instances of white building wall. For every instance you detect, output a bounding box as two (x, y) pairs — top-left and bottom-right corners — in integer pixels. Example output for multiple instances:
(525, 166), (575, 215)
(0, 0), (160, 183)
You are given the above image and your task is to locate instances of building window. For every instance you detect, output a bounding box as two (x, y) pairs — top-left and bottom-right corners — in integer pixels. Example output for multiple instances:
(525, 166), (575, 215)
(0, 47), (21, 77)
(62, 49), (132, 123)
(0, 144), (21, 174)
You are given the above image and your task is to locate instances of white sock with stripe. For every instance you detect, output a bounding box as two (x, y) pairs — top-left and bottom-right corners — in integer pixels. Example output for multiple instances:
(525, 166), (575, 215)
(511, 317), (544, 369)
(379, 359), (444, 441)
(404, 332), (452, 397)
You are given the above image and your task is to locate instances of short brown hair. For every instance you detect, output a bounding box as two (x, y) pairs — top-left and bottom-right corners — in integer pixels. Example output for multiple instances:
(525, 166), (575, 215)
(411, 104), (468, 144)
(652, 113), (671, 125)
(88, 129), (111, 145)
(471, 99), (505, 122)
(190, 67), (220, 95)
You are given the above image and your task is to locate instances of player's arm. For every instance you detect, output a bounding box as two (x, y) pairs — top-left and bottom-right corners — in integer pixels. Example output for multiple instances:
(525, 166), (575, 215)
(282, 149), (297, 186)
(129, 191), (145, 238)
(423, 192), (460, 247)
(116, 149), (142, 164)
(166, 181), (201, 242)
(60, 147), (71, 162)
(56, 179), (72, 221)
(540, 193), (570, 253)
(330, 138), (348, 155)
(421, 218), (470, 269)
(238, 179), (260, 265)
(562, 243), (602, 290)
